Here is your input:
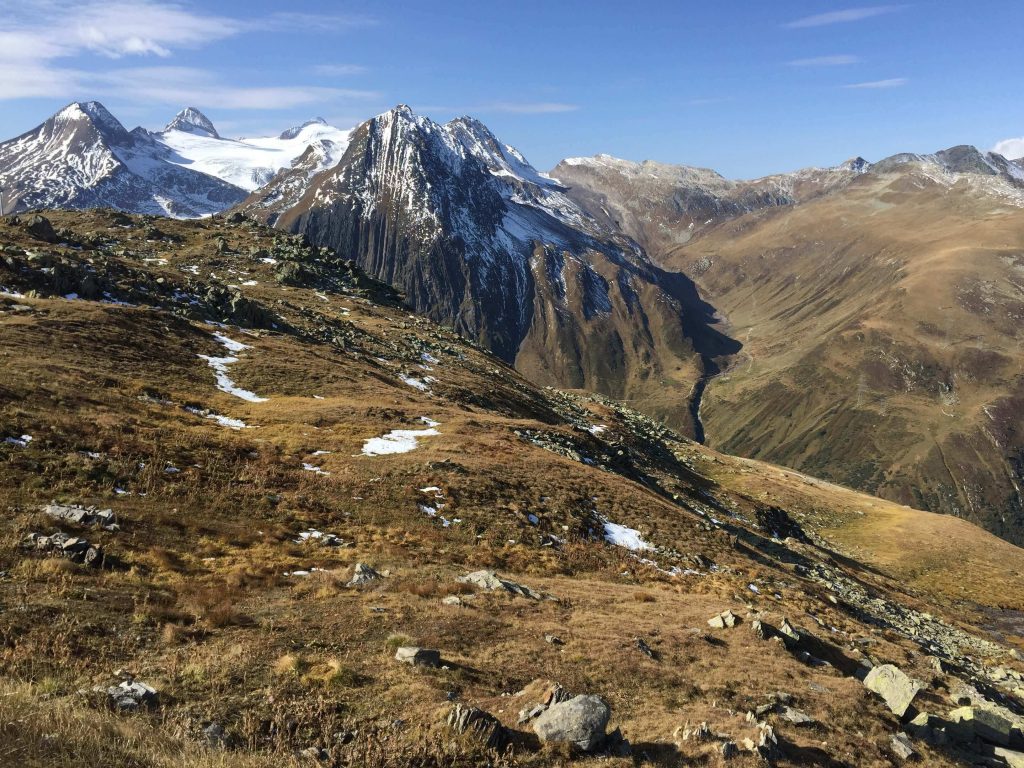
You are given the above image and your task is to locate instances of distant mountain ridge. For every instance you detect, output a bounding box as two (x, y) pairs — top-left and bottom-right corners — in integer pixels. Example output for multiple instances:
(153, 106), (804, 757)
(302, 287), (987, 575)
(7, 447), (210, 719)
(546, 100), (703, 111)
(0, 102), (349, 217)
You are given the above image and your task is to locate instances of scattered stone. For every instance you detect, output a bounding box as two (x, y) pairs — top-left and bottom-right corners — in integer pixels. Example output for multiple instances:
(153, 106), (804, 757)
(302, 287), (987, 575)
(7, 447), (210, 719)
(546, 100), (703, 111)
(720, 740), (738, 759)
(777, 618), (801, 647)
(96, 679), (158, 711)
(518, 704), (546, 724)
(708, 609), (739, 629)
(441, 595), (463, 606)
(394, 647), (441, 668)
(457, 569), (542, 599)
(751, 619), (770, 640)
(863, 664), (921, 718)
(634, 636), (656, 659)
(675, 721), (713, 742)
(23, 532), (104, 567)
(948, 704), (1023, 747)
(346, 562), (382, 587)
(542, 682), (572, 707)
(890, 732), (916, 760)
(43, 503), (118, 531)
(533, 694), (611, 752)
(544, 633), (564, 645)
(778, 705), (814, 726)
(446, 704), (509, 750)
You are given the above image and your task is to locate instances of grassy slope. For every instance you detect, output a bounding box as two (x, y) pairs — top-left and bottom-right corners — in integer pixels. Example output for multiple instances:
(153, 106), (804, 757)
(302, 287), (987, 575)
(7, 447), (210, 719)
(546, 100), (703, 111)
(666, 170), (1024, 543)
(0, 211), (1021, 767)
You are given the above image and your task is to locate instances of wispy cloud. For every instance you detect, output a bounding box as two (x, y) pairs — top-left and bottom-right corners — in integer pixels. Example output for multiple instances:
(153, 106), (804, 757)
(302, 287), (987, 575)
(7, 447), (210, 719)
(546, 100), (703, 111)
(92, 67), (380, 110)
(785, 5), (905, 28)
(0, 0), (376, 108)
(787, 54), (862, 67)
(843, 77), (908, 89)
(313, 64), (369, 77)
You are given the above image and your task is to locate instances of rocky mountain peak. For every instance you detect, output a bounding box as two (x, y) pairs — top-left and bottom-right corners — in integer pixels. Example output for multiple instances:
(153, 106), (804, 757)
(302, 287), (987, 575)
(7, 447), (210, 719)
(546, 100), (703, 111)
(839, 156), (871, 173)
(54, 101), (130, 144)
(165, 107), (219, 138)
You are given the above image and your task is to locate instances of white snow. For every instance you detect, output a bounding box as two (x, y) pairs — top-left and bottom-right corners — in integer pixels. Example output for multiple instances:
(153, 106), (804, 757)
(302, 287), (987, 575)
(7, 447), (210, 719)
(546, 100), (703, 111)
(185, 406), (247, 429)
(3, 434), (32, 448)
(603, 520), (653, 551)
(362, 422), (441, 456)
(197, 331), (267, 403)
(302, 462), (330, 476)
(157, 121), (352, 192)
(399, 373), (430, 391)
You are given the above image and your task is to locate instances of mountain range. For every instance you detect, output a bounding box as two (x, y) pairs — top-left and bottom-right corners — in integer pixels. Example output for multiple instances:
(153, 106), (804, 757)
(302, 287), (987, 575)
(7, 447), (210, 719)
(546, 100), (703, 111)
(2, 100), (1023, 547)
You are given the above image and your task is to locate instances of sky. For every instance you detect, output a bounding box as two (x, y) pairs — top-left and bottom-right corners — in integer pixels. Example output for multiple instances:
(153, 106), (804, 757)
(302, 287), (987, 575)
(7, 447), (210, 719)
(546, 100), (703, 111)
(0, 0), (1022, 178)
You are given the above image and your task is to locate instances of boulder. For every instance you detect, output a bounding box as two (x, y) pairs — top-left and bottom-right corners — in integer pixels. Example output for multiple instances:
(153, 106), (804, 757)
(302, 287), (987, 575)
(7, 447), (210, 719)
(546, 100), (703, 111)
(446, 704), (509, 750)
(97, 679), (158, 711)
(708, 609), (739, 629)
(948, 704), (1023, 747)
(863, 664), (921, 718)
(890, 732), (915, 760)
(995, 747), (1024, 768)
(26, 214), (58, 243)
(457, 569), (542, 599)
(394, 646), (441, 668)
(778, 705), (814, 726)
(346, 562), (382, 587)
(533, 694), (611, 752)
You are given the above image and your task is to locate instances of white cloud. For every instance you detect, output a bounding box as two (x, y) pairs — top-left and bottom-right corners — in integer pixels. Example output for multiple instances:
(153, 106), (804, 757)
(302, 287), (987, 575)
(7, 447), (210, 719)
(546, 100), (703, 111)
(785, 5), (905, 28)
(313, 64), (370, 77)
(843, 77), (908, 89)
(92, 67), (381, 110)
(787, 55), (862, 67)
(0, 1), (376, 109)
(993, 138), (1024, 160)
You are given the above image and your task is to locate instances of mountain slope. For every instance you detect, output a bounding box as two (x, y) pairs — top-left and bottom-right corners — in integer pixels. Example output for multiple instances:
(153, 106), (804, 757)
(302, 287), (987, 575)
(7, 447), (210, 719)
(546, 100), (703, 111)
(241, 106), (735, 433)
(3, 210), (1024, 767)
(648, 151), (1024, 544)
(0, 102), (247, 218)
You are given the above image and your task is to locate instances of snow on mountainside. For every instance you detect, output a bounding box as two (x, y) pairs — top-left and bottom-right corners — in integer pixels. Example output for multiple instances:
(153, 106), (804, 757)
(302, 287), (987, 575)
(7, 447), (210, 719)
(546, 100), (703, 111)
(151, 109), (351, 192)
(0, 102), (245, 218)
(0, 102), (350, 218)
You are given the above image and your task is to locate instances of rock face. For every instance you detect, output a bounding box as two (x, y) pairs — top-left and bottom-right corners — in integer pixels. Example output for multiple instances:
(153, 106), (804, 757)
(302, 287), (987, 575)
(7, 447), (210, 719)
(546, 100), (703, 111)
(863, 664), (921, 718)
(243, 105), (739, 434)
(532, 694), (611, 752)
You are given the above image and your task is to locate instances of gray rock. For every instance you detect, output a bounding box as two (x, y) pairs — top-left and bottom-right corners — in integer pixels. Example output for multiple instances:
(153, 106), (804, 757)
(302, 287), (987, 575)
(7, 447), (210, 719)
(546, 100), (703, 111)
(778, 705), (814, 726)
(394, 646), (440, 668)
(863, 664), (921, 718)
(890, 732), (915, 760)
(544, 633), (564, 645)
(346, 562), (382, 587)
(98, 679), (158, 711)
(995, 747), (1024, 768)
(446, 704), (508, 749)
(441, 595), (463, 606)
(721, 740), (738, 759)
(948, 704), (1023, 747)
(203, 722), (226, 747)
(708, 609), (739, 629)
(457, 569), (542, 599)
(533, 694), (610, 752)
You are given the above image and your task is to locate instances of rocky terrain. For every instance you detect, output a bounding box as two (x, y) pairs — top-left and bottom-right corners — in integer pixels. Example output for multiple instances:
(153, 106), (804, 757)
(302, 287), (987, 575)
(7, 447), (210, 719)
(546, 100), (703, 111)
(556, 146), (1024, 545)
(242, 106), (733, 433)
(3, 210), (1024, 767)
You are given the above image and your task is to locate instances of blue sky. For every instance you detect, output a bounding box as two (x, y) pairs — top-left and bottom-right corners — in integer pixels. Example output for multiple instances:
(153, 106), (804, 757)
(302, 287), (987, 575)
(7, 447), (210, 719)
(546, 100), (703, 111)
(1, 1), (1022, 177)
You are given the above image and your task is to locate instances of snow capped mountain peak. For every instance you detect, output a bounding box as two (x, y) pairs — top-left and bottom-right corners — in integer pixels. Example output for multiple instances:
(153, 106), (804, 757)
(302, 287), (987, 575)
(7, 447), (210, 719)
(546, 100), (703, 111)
(54, 101), (131, 143)
(278, 118), (327, 140)
(839, 156), (870, 173)
(165, 107), (219, 138)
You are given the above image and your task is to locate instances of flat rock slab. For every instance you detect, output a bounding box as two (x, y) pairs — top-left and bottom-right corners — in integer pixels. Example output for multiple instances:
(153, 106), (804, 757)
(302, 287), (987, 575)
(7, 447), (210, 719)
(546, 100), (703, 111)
(863, 664), (921, 718)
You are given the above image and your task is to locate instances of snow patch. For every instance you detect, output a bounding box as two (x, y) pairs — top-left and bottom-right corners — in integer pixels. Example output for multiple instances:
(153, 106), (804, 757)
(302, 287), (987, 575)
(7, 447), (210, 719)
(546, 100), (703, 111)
(603, 520), (653, 551)
(362, 421), (441, 456)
